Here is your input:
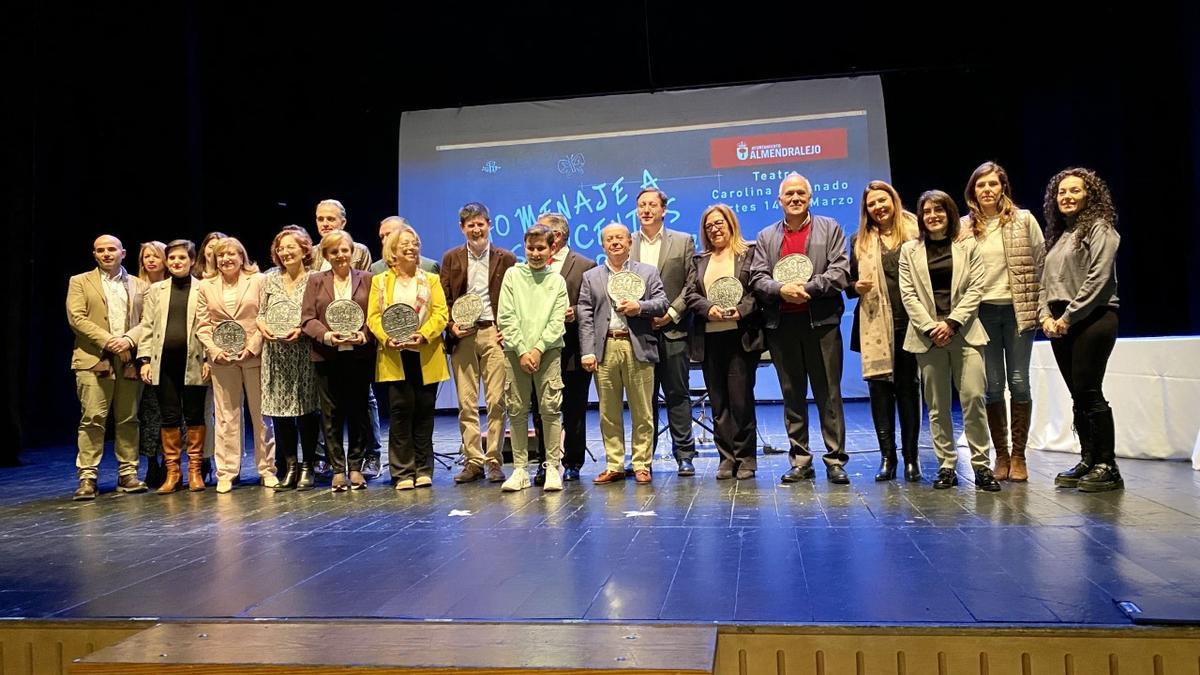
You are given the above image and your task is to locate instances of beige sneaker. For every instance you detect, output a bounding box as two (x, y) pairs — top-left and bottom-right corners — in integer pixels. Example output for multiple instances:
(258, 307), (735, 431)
(394, 478), (415, 491)
(216, 479), (233, 494)
(414, 475), (433, 488)
(542, 463), (563, 492)
(261, 473), (280, 489)
(501, 468), (530, 492)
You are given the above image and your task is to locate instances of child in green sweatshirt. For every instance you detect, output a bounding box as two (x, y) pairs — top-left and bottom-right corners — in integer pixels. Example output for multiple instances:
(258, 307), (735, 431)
(496, 225), (569, 492)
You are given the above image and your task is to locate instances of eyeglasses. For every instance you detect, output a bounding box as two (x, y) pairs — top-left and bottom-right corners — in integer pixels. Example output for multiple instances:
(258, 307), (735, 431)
(704, 219), (728, 231)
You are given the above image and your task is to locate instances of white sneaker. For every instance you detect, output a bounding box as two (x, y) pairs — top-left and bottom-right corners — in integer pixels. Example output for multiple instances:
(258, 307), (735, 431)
(501, 468), (531, 492)
(543, 463), (563, 492)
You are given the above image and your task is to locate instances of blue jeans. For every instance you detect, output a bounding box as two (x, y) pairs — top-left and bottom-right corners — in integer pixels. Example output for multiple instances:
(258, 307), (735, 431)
(978, 302), (1033, 404)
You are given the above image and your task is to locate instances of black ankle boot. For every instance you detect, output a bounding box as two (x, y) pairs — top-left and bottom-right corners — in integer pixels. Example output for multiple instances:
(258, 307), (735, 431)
(295, 462), (314, 491)
(1057, 406), (1094, 488)
(1078, 463), (1123, 492)
(874, 452), (897, 481)
(277, 459), (299, 489)
(901, 448), (922, 482)
(144, 454), (165, 489)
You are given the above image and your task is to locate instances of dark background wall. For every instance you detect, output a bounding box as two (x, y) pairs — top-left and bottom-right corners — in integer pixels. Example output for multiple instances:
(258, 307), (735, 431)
(5, 1), (1198, 457)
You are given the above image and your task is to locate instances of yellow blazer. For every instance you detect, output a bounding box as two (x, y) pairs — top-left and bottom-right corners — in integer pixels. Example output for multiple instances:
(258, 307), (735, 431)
(367, 269), (449, 384)
(66, 268), (148, 370)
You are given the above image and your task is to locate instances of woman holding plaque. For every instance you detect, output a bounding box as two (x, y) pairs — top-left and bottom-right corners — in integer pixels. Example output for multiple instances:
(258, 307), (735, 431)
(683, 204), (763, 480)
(847, 181), (922, 482)
(130, 240), (210, 493)
(301, 230), (375, 491)
(367, 225), (449, 491)
(257, 228), (321, 490)
(1039, 168), (1123, 492)
(193, 230), (231, 483)
(898, 191), (999, 492)
(136, 241), (168, 486)
(962, 162), (1044, 482)
(196, 237), (277, 493)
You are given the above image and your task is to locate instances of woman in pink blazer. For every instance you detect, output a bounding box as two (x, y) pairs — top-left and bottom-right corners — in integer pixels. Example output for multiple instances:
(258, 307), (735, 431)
(196, 237), (277, 493)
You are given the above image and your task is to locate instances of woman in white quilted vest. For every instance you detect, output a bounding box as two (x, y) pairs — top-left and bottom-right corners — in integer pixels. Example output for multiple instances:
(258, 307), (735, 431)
(961, 162), (1044, 482)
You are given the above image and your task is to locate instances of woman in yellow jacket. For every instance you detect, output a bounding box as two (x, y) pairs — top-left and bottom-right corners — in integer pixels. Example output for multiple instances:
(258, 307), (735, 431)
(367, 224), (449, 490)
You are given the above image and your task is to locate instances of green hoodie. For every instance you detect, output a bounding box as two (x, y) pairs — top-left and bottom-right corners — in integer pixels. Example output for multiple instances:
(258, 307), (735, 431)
(497, 263), (568, 356)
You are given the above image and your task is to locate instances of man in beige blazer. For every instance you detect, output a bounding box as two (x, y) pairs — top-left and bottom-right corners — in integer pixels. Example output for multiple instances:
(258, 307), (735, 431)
(65, 235), (149, 500)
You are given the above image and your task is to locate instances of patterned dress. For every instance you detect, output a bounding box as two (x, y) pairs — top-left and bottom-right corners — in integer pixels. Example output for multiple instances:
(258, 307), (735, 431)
(258, 268), (320, 417)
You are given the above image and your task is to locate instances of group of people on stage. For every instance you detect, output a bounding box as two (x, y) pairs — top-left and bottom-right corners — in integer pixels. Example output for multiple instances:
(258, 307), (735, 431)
(65, 161), (1123, 501)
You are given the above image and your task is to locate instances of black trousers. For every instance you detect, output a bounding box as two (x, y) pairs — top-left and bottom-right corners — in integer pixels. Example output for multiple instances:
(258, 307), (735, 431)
(865, 328), (921, 459)
(765, 314), (847, 468)
(271, 412), (319, 464)
(387, 350), (437, 482)
(315, 354), (373, 475)
(652, 336), (696, 461)
(1049, 304), (1119, 466)
(156, 349), (206, 429)
(701, 330), (759, 470)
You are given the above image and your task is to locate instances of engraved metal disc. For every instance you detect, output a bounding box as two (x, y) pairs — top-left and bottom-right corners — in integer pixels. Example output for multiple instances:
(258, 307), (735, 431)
(772, 254), (814, 284)
(606, 270), (646, 304)
(263, 299), (301, 336)
(213, 320), (247, 354)
(706, 276), (743, 310)
(325, 299), (365, 334)
(451, 294), (483, 326)
(381, 302), (420, 341)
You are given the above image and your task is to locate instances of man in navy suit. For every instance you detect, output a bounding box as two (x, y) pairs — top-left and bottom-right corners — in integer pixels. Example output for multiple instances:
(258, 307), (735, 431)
(749, 173), (852, 484)
(578, 223), (668, 485)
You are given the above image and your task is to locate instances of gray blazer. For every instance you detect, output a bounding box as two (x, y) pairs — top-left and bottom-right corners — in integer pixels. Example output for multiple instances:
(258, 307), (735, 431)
(578, 260), (669, 364)
(749, 215), (851, 328)
(897, 237), (989, 354)
(128, 278), (207, 386)
(631, 228), (695, 340)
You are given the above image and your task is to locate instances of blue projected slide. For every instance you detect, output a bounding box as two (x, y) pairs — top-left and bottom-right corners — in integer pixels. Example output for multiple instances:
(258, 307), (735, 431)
(400, 78), (891, 399)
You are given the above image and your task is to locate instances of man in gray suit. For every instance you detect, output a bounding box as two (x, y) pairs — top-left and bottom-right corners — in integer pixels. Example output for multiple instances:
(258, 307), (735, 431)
(370, 216), (440, 275)
(631, 188), (698, 476)
(579, 223), (668, 485)
(749, 173), (852, 484)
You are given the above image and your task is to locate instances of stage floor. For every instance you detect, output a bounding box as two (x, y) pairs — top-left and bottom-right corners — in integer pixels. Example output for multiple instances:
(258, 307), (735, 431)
(2, 402), (1198, 626)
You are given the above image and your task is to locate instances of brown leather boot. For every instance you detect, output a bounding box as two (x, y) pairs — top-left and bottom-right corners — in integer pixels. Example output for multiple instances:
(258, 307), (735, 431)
(1009, 401), (1031, 482)
(157, 428), (184, 494)
(986, 401), (1010, 480)
(186, 427), (206, 492)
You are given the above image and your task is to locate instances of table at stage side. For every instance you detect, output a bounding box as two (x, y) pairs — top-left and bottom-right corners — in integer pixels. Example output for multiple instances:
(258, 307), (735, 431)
(1019, 336), (1200, 464)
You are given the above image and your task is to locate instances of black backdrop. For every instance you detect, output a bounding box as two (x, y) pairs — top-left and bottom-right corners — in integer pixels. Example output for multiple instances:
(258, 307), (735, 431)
(5, 2), (1198, 458)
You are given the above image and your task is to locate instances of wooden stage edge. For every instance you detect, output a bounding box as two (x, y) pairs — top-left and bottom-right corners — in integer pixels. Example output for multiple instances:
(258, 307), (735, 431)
(3, 619), (1200, 674)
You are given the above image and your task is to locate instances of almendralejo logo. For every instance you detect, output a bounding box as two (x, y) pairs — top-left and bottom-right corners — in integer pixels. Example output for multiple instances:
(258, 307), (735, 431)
(736, 142), (749, 161)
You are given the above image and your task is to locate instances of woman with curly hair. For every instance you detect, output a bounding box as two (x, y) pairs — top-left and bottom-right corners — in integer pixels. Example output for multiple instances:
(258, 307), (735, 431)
(962, 162), (1044, 483)
(847, 181), (922, 481)
(1039, 168), (1122, 492)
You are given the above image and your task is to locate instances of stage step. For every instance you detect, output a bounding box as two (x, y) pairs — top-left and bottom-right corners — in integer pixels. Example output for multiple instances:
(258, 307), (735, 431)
(71, 622), (716, 674)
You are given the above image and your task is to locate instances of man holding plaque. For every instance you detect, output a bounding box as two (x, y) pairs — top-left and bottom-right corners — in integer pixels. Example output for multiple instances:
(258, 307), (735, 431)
(578, 223), (669, 485)
(440, 202), (516, 484)
(630, 188), (699, 476)
(750, 172), (852, 484)
(66, 235), (150, 500)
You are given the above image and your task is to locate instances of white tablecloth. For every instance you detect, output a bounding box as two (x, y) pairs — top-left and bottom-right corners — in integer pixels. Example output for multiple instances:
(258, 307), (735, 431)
(1020, 336), (1200, 463)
